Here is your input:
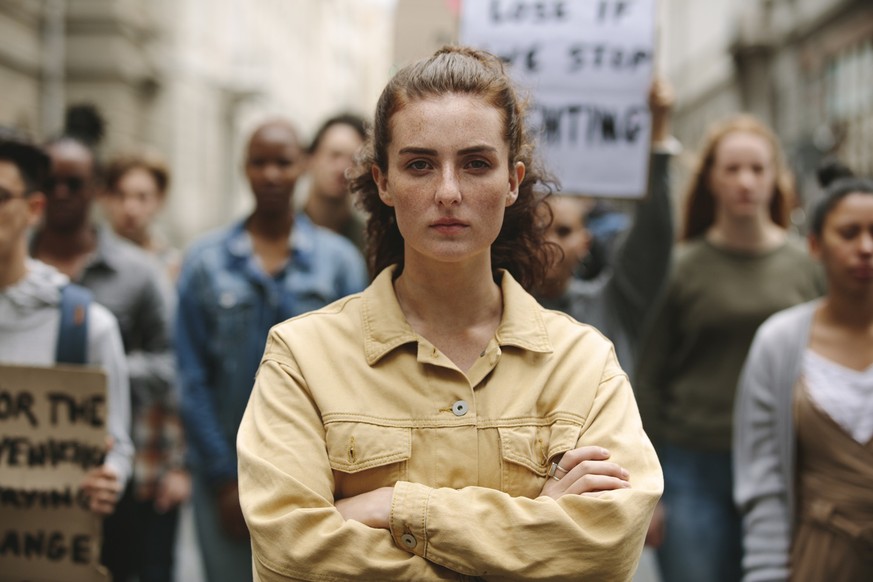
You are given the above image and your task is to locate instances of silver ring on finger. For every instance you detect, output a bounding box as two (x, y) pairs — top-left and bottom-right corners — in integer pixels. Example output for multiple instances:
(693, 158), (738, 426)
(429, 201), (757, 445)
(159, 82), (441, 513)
(548, 462), (568, 481)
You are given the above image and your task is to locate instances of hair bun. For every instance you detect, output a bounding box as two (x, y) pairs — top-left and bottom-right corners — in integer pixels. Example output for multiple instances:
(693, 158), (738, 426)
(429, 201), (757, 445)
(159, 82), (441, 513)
(64, 104), (106, 148)
(816, 156), (854, 189)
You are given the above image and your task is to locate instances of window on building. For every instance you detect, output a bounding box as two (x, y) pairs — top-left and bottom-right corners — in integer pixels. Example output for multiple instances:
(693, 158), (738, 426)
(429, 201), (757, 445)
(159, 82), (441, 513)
(825, 37), (873, 175)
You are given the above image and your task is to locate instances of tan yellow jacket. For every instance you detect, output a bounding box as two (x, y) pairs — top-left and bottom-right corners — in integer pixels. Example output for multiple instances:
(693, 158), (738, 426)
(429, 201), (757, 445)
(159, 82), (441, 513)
(237, 267), (662, 581)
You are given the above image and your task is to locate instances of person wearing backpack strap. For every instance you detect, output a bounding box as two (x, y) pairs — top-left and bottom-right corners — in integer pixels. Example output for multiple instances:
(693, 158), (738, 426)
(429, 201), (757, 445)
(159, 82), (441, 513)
(56, 281), (92, 364)
(0, 129), (133, 515)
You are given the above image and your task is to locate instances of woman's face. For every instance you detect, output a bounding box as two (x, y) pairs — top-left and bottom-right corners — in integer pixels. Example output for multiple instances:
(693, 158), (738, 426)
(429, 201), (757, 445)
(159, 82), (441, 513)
(102, 167), (164, 244)
(372, 94), (524, 270)
(811, 192), (873, 295)
(708, 131), (776, 221)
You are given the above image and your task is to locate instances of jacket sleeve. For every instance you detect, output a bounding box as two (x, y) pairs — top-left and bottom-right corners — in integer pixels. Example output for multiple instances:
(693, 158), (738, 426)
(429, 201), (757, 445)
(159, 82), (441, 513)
(607, 151), (674, 335)
(237, 336), (470, 581)
(176, 255), (236, 483)
(733, 324), (792, 582)
(634, 275), (679, 446)
(388, 360), (663, 581)
(239, 334), (661, 581)
(126, 261), (176, 407)
(88, 303), (134, 488)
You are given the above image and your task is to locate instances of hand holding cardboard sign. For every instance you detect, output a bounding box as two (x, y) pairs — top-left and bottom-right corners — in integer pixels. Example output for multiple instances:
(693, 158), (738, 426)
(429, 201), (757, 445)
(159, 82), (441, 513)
(81, 464), (121, 515)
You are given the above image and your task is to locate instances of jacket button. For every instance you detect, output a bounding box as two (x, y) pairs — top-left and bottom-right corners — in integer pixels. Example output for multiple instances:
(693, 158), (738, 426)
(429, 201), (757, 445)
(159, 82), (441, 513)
(400, 533), (417, 549)
(219, 291), (237, 308)
(452, 400), (469, 416)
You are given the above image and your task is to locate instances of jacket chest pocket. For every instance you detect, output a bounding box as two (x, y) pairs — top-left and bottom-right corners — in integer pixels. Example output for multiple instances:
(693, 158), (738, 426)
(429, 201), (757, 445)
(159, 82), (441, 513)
(211, 290), (254, 354)
(324, 422), (411, 500)
(498, 423), (581, 498)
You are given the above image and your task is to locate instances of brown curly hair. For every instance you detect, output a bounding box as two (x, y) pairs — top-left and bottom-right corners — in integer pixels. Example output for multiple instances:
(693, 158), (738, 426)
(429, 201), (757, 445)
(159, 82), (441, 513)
(682, 114), (794, 240)
(348, 45), (556, 290)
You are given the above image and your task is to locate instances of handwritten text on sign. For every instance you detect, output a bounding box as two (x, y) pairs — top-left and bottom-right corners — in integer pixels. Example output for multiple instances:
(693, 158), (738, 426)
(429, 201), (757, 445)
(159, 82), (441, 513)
(0, 365), (109, 582)
(460, 0), (657, 197)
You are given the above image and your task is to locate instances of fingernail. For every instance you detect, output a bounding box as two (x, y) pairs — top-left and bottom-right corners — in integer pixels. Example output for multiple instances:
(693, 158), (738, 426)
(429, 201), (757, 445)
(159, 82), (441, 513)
(600, 448), (609, 456)
(621, 469), (630, 479)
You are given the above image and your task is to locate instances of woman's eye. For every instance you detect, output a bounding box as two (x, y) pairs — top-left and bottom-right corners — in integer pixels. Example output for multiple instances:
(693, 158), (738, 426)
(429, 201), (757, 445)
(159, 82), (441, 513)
(408, 160), (430, 171)
(839, 227), (859, 239)
(467, 159), (490, 170)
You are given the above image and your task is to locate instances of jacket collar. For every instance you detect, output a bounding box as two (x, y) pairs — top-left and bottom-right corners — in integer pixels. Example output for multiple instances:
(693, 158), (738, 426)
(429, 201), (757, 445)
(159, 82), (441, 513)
(361, 266), (553, 366)
(223, 213), (315, 272)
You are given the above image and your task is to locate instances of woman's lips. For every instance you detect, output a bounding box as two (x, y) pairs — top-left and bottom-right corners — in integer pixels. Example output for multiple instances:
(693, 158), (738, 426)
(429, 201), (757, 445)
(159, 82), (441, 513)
(850, 266), (873, 281)
(430, 219), (468, 234)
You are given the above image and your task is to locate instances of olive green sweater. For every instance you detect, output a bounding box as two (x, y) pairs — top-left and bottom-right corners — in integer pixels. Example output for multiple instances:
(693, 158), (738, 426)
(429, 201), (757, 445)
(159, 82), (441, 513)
(635, 238), (823, 452)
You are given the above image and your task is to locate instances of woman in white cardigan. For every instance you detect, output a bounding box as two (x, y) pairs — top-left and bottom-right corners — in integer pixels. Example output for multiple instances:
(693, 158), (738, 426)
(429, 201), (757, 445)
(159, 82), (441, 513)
(734, 176), (873, 581)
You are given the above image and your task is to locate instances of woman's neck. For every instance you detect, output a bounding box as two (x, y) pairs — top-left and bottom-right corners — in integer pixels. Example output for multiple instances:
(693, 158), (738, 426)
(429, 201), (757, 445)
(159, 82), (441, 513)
(395, 258), (502, 333)
(706, 213), (785, 253)
(247, 206), (294, 240)
(394, 257), (504, 372)
(811, 293), (873, 371)
(820, 291), (873, 331)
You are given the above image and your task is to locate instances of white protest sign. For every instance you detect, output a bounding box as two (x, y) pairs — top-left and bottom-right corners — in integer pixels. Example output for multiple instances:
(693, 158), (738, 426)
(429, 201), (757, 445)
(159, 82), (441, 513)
(460, 0), (657, 197)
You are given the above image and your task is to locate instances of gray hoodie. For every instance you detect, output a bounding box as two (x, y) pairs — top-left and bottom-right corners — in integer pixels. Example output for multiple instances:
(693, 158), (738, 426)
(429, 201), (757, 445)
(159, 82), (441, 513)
(0, 258), (133, 486)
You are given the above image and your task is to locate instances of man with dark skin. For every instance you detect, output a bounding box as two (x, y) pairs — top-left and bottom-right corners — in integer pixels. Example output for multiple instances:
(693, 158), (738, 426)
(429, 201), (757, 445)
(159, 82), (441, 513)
(32, 135), (178, 582)
(176, 119), (367, 582)
(33, 139), (98, 278)
(302, 114), (367, 250)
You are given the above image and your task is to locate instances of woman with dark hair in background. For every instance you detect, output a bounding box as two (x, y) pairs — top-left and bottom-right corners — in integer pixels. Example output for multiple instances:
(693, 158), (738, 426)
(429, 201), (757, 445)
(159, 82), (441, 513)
(636, 115), (823, 582)
(236, 45), (662, 581)
(735, 175), (873, 581)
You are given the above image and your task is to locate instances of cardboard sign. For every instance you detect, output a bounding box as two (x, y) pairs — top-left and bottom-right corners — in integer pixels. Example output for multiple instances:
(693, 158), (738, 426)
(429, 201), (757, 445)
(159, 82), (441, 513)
(460, 0), (658, 197)
(0, 365), (109, 582)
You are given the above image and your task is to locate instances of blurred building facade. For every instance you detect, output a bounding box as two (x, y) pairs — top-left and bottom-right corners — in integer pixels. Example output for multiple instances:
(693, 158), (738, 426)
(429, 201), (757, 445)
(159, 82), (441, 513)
(661, 0), (873, 210)
(0, 0), (393, 245)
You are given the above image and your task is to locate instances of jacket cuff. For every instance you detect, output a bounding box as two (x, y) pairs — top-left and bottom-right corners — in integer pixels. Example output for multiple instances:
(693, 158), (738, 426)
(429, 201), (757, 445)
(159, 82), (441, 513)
(389, 481), (432, 557)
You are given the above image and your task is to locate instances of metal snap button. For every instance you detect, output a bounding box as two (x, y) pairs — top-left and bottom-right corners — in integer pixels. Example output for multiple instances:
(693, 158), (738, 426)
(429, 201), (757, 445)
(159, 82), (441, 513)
(400, 533), (417, 548)
(219, 291), (237, 308)
(452, 400), (469, 416)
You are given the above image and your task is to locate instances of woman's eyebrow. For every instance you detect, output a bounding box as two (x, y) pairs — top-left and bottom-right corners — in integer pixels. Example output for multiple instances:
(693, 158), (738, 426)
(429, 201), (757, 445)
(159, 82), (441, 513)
(397, 145), (498, 156)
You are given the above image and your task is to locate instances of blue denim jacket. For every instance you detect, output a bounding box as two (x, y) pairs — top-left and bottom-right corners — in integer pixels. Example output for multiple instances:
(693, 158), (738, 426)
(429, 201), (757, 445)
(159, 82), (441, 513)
(175, 214), (368, 484)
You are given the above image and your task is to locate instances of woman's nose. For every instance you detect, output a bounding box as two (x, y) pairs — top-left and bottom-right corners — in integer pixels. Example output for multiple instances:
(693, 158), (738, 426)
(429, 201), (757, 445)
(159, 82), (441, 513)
(435, 167), (461, 206)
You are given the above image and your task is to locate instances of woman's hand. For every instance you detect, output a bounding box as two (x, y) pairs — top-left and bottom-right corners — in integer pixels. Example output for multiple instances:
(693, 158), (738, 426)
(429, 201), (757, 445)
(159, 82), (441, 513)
(335, 486), (394, 529)
(81, 464), (122, 515)
(539, 446), (630, 500)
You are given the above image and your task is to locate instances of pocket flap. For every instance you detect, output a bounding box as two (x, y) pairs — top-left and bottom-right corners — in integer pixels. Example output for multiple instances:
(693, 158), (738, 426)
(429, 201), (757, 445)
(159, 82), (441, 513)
(324, 422), (411, 473)
(499, 423), (581, 476)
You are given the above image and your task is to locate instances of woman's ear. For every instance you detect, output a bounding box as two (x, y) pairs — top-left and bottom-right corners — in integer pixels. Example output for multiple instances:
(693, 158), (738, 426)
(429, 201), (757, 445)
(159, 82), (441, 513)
(372, 165), (393, 207)
(507, 161), (525, 207)
(808, 232), (822, 261)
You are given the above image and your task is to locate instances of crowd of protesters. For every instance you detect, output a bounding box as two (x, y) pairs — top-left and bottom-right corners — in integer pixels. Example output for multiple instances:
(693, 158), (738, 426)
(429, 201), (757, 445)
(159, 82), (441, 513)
(1, 44), (871, 581)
